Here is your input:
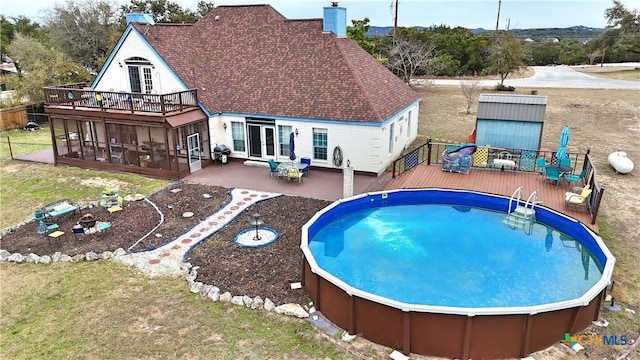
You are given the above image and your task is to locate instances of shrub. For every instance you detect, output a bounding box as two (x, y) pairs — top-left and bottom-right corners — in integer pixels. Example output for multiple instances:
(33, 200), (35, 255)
(495, 84), (515, 91)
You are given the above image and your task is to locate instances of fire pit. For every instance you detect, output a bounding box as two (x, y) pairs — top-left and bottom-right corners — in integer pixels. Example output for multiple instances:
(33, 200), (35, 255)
(79, 213), (97, 228)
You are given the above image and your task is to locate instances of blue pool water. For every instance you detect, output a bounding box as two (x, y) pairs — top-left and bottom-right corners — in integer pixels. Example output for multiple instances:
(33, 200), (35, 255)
(308, 204), (603, 308)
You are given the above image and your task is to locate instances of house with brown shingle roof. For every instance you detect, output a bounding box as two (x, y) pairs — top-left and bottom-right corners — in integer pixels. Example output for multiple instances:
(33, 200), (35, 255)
(43, 3), (421, 178)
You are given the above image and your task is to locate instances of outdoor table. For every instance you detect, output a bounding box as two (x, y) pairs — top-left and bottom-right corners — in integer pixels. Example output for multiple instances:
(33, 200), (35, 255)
(48, 230), (66, 244)
(277, 162), (307, 179)
(547, 165), (572, 176)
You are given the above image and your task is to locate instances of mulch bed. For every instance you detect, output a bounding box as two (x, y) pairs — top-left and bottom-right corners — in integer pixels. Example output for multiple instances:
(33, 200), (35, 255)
(0, 182), (331, 305)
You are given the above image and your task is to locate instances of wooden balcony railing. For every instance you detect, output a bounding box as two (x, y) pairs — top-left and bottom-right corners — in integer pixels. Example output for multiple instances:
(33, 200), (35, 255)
(391, 139), (603, 225)
(43, 85), (198, 115)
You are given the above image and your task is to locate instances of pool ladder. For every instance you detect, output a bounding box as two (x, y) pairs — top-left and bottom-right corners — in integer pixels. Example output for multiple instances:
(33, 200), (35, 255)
(504, 186), (538, 234)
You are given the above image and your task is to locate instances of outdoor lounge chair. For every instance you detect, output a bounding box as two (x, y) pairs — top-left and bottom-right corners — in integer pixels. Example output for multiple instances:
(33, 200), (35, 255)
(268, 159), (280, 177)
(565, 185), (592, 211)
(544, 166), (562, 186)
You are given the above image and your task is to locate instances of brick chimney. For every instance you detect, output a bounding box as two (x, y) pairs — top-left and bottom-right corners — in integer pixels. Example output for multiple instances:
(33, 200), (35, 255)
(323, 2), (346, 37)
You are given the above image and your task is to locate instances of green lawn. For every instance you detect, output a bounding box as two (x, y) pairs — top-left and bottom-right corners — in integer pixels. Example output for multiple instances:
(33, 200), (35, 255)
(0, 125), (53, 163)
(0, 262), (363, 360)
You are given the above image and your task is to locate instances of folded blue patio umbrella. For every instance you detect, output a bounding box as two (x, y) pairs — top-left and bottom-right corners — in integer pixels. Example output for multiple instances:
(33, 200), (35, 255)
(289, 131), (296, 161)
(556, 126), (570, 159)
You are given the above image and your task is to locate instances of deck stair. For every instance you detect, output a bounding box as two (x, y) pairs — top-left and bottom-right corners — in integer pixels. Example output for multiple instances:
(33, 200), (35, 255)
(504, 186), (538, 234)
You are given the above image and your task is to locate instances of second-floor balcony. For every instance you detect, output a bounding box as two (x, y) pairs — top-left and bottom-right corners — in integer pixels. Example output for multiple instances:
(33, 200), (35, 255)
(43, 83), (199, 115)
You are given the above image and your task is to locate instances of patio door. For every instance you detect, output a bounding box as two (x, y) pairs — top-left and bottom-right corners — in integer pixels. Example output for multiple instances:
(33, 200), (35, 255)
(187, 133), (201, 172)
(247, 124), (276, 159)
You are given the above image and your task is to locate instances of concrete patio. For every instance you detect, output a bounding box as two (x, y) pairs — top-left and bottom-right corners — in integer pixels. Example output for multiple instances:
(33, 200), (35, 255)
(184, 159), (388, 201)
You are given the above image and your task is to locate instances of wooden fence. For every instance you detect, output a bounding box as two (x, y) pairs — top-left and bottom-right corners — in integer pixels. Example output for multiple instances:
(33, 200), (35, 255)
(0, 105), (27, 131)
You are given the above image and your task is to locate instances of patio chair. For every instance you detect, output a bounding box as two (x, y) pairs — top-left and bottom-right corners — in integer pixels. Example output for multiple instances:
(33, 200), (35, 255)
(564, 168), (588, 188)
(109, 145), (126, 164)
(565, 185), (592, 211)
(300, 157), (311, 176)
(535, 157), (546, 177)
(288, 168), (303, 183)
(544, 166), (561, 186)
(268, 159), (280, 177)
(72, 225), (85, 240)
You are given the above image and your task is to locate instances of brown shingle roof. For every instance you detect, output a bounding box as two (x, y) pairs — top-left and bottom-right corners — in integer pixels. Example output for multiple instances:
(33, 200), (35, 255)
(133, 5), (420, 122)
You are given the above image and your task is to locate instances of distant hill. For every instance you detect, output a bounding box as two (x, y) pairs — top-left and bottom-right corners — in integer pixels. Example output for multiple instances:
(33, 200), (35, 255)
(366, 25), (604, 41)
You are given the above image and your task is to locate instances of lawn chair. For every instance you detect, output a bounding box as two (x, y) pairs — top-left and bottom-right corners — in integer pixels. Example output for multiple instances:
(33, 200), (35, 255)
(72, 225), (85, 240)
(268, 159), (280, 177)
(564, 185), (592, 211)
(288, 168), (303, 183)
(300, 157), (311, 176)
(564, 168), (588, 188)
(535, 157), (546, 177)
(544, 166), (561, 186)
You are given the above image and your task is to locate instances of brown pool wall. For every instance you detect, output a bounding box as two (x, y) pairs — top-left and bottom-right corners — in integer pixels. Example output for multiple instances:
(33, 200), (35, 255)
(304, 259), (605, 359)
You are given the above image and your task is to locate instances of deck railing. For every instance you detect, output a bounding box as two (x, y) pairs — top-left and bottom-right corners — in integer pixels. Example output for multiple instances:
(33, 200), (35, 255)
(391, 140), (602, 224)
(43, 85), (198, 115)
(584, 153), (604, 225)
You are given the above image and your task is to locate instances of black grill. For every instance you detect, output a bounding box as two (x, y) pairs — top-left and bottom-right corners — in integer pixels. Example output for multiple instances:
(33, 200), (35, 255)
(213, 144), (231, 163)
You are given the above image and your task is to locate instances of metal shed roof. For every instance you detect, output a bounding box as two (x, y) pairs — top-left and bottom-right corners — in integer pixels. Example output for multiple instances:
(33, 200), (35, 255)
(477, 93), (547, 123)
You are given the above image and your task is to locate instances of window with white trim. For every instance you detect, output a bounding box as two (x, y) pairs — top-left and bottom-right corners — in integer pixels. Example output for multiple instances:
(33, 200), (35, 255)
(231, 122), (245, 152)
(312, 128), (328, 160)
(407, 110), (412, 136)
(278, 125), (292, 157)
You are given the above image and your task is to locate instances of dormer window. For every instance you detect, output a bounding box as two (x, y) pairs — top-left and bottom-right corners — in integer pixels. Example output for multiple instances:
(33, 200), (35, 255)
(125, 57), (154, 94)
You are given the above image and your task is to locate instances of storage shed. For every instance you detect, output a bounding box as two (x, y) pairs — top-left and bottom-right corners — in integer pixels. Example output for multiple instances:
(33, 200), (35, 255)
(474, 94), (547, 150)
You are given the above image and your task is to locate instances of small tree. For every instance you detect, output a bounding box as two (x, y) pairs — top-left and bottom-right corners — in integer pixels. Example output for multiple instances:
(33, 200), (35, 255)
(460, 78), (481, 114)
(386, 38), (435, 84)
(486, 32), (525, 86)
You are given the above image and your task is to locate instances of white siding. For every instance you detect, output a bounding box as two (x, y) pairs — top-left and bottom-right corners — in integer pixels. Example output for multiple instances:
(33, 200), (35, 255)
(207, 113), (420, 175)
(94, 30), (186, 94)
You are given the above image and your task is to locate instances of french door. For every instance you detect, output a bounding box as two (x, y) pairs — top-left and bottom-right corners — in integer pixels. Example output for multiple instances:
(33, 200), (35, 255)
(247, 124), (275, 159)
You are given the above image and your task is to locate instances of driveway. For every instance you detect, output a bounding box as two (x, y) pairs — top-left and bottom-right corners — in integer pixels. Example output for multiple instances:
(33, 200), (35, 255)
(420, 63), (640, 90)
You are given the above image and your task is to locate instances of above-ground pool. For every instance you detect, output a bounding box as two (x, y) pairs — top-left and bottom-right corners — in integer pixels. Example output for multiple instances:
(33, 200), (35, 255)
(301, 189), (615, 359)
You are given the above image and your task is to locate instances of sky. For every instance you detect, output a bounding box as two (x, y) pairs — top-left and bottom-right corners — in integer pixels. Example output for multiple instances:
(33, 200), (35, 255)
(1, 0), (636, 29)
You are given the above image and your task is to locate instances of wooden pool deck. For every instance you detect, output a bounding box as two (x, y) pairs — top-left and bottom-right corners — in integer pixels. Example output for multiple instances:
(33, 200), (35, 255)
(384, 164), (597, 232)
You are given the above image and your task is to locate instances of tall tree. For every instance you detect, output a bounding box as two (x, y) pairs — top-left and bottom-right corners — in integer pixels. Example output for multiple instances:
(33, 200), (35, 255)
(347, 18), (377, 56)
(485, 32), (525, 86)
(6, 34), (91, 103)
(196, 1), (215, 16)
(120, 0), (214, 24)
(44, 0), (122, 72)
(602, 0), (640, 57)
(0, 16), (46, 60)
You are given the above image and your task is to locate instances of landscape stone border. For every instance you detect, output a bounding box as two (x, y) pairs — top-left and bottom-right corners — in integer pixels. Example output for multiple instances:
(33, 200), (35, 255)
(0, 248), (310, 318)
